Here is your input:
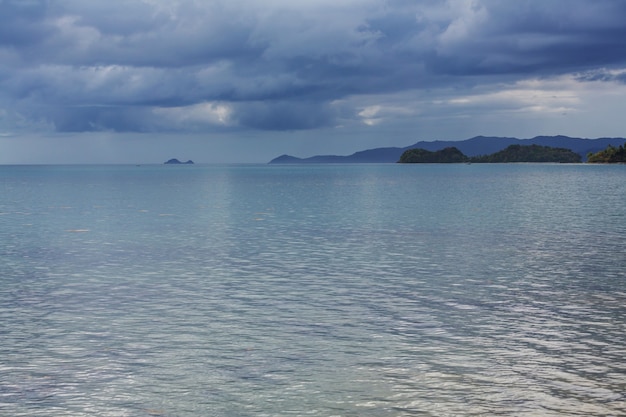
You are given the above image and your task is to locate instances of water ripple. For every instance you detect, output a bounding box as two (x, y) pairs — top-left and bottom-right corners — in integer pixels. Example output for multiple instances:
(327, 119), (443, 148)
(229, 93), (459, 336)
(1, 164), (625, 416)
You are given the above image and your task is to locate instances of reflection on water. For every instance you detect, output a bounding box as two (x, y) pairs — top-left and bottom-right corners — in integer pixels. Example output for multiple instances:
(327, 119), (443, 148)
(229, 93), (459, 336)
(1, 164), (625, 416)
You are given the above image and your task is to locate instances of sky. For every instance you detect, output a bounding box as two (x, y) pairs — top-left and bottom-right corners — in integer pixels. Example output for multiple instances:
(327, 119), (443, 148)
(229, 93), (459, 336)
(1, 0), (626, 164)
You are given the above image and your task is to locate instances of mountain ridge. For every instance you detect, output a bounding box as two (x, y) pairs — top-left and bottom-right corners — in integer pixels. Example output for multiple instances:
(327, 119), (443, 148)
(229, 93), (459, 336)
(268, 136), (626, 163)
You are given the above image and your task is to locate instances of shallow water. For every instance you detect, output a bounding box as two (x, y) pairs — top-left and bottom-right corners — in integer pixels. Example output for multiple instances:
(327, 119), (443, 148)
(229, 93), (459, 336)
(1, 163), (625, 416)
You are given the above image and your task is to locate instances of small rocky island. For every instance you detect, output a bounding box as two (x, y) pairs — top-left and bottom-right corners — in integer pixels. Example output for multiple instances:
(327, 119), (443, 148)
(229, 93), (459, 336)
(164, 158), (194, 164)
(399, 144), (582, 163)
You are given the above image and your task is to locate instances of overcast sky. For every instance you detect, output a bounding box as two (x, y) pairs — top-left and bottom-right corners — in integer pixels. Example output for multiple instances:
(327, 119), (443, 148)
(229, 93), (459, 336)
(1, 0), (626, 163)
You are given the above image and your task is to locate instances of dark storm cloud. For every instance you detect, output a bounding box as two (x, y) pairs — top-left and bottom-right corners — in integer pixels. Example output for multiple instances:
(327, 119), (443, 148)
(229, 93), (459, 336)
(235, 101), (337, 131)
(47, 106), (152, 132)
(0, 0), (52, 48)
(419, 1), (626, 76)
(1, 0), (626, 133)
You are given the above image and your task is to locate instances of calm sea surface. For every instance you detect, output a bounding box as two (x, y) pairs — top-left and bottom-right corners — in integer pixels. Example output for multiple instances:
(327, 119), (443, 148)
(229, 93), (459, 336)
(1, 163), (625, 416)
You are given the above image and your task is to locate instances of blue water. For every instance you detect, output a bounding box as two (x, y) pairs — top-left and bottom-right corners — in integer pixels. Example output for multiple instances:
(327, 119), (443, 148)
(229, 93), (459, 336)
(1, 163), (625, 416)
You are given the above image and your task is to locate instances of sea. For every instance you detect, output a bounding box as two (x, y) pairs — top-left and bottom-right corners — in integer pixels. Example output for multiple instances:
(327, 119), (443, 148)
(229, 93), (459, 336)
(1, 163), (625, 417)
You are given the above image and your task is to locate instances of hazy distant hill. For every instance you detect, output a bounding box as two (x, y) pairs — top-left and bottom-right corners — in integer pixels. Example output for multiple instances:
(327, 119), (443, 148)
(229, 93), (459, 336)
(268, 136), (626, 163)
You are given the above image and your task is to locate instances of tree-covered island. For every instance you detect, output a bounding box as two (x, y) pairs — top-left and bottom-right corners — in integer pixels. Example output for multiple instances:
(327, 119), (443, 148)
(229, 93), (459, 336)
(471, 144), (581, 163)
(398, 147), (468, 163)
(398, 144), (582, 163)
(586, 144), (626, 163)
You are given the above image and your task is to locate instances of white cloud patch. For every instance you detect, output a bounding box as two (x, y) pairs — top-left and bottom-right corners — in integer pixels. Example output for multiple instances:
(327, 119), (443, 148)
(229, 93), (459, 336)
(358, 105), (382, 126)
(445, 77), (582, 115)
(153, 102), (233, 129)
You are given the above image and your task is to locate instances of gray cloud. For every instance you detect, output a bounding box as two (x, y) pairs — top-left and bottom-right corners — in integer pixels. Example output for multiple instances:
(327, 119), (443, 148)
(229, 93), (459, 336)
(1, 0), (626, 135)
(46, 106), (152, 132)
(575, 68), (626, 84)
(235, 100), (337, 131)
(0, 1), (52, 49)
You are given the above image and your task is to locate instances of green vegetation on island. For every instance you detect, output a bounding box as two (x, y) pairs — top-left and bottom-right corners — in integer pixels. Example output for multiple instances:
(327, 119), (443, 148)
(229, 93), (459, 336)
(398, 144), (582, 163)
(398, 147), (468, 163)
(586, 144), (626, 163)
(470, 144), (581, 163)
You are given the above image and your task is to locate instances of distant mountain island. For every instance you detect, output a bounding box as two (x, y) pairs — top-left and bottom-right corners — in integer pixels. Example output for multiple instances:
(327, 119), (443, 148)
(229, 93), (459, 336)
(269, 136), (626, 164)
(399, 145), (582, 163)
(164, 158), (194, 164)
